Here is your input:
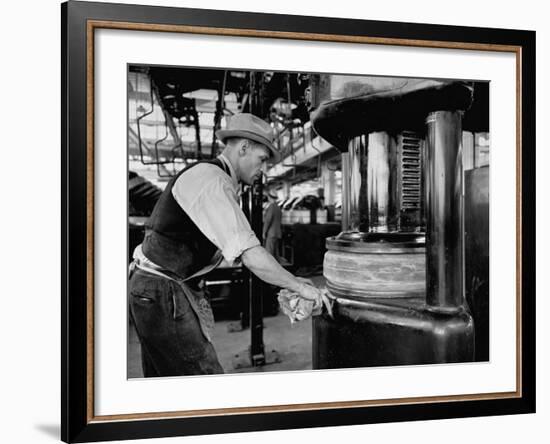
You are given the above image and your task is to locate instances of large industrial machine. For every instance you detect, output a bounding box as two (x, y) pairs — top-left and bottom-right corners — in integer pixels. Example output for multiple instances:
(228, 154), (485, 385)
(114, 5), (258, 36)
(310, 76), (489, 368)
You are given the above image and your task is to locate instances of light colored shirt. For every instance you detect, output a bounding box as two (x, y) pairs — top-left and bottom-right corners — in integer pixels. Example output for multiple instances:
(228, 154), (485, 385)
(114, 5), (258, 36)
(171, 154), (260, 265)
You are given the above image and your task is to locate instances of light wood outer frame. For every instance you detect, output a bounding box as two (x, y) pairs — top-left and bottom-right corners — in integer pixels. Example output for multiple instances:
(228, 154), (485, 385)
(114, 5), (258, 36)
(62, 1), (536, 442)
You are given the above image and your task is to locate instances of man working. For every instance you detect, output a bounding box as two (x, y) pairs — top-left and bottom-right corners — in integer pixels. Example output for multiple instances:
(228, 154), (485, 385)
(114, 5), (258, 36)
(263, 189), (283, 262)
(129, 113), (321, 377)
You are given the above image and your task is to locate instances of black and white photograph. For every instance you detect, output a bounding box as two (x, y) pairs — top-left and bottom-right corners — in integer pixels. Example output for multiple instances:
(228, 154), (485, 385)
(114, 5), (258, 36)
(3, 0), (549, 442)
(53, 1), (540, 442)
(127, 65), (490, 378)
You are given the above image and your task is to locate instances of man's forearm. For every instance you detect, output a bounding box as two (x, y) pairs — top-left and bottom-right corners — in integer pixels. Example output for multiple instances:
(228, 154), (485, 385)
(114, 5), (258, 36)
(241, 245), (302, 292)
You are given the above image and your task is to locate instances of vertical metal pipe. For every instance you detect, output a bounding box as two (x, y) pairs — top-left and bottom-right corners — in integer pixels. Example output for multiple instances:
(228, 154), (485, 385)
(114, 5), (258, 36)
(249, 178), (265, 365)
(425, 111), (464, 310)
(240, 184), (251, 329)
(322, 162), (336, 206)
(341, 152), (351, 232)
(246, 73), (265, 365)
(348, 135), (369, 232)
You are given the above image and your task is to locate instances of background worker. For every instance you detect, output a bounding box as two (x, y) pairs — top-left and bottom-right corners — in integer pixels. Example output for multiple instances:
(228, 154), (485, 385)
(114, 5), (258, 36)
(263, 189), (283, 262)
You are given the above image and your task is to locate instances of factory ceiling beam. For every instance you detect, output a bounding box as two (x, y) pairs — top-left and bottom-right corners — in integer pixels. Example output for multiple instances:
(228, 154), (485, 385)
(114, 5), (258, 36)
(266, 124), (336, 181)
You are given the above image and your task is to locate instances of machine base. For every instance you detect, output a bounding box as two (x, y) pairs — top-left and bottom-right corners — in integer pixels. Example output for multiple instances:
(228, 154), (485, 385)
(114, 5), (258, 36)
(313, 296), (475, 369)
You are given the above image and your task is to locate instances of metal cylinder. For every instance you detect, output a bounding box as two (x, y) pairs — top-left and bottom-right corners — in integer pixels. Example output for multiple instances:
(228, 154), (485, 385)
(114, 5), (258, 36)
(348, 135), (369, 232)
(347, 133), (400, 233)
(425, 111), (464, 310)
(341, 152), (351, 232)
(366, 132), (399, 232)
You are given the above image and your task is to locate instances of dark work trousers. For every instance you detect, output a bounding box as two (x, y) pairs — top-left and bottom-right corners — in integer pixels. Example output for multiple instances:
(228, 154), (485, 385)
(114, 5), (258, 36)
(129, 268), (224, 377)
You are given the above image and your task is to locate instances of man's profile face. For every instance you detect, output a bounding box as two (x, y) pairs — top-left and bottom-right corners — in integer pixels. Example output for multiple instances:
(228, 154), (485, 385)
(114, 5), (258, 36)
(239, 141), (270, 184)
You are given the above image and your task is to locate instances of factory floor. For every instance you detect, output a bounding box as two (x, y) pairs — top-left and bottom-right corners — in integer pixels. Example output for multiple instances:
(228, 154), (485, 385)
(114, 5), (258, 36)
(128, 274), (325, 378)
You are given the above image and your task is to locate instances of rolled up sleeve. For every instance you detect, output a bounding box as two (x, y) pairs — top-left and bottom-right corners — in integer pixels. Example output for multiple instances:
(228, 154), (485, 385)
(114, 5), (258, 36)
(172, 165), (260, 265)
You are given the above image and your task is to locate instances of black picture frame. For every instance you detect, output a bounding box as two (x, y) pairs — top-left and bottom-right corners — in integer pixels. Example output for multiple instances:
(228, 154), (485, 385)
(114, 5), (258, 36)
(61, 1), (536, 442)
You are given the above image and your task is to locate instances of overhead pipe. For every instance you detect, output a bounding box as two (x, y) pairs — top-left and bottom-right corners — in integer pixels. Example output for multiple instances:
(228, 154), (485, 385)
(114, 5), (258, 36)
(135, 75), (178, 170)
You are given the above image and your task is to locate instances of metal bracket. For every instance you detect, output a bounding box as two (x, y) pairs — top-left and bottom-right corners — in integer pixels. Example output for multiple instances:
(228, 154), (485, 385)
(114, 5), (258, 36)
(231, 347), (282, 370)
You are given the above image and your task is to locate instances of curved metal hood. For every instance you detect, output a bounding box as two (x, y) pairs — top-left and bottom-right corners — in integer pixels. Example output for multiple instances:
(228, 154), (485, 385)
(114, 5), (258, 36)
(310, 79), (474, 151)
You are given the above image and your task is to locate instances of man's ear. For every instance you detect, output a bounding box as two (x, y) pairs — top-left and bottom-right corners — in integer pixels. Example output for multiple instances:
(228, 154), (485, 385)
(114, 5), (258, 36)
(239, 139), (249, 156)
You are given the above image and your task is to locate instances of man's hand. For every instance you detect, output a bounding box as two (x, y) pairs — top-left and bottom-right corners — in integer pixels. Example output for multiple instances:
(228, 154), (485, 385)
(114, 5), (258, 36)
(296, 282), (322, 302)
(295, 276), (315, 287)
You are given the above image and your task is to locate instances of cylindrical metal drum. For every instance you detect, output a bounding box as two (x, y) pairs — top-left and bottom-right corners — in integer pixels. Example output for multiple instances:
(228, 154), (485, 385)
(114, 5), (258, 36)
(324, 232), (425, 299)
(347, 133), (400, 233)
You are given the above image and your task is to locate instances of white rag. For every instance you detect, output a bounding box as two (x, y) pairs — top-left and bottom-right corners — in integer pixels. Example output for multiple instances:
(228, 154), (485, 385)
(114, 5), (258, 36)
(277, 287), (333, 323)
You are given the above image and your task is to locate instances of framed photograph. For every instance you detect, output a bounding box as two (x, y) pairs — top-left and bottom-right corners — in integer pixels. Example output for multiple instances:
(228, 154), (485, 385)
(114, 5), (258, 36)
(62, 0), (535, 442)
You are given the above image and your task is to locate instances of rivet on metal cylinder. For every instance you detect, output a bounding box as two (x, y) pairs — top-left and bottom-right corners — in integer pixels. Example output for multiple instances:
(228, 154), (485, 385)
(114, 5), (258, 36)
(425, 110), (464, 312)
